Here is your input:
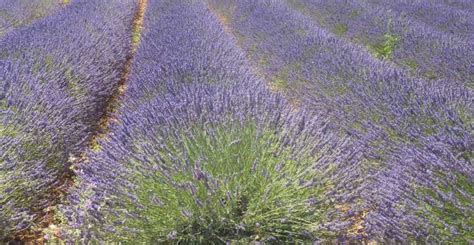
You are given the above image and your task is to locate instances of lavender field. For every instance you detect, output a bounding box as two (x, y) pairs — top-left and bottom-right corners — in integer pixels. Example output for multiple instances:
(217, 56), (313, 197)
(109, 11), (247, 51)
(0, 0), (472, 243)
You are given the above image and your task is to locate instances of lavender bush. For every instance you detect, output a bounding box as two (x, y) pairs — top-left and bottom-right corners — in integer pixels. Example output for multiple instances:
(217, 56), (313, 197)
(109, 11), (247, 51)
(62, 81), (355, 243)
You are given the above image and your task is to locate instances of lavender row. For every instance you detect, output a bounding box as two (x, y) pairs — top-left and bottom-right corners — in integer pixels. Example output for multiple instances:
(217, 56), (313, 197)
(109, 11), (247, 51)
(0, 0), (136, 238)
(288, 0), (473, 83)
(0, 0), (66, 38)
(207, 0), (472, 241)
(58, 0), (360, 242)
(365, 0), (473, 40)
(428, 0), (474, 11)
(123, 0), (259, 108)
(360, 142), (473, 242)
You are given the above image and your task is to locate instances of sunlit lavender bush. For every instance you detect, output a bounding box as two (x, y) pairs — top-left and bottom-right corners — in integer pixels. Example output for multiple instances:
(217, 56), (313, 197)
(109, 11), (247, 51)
(62, 80), (355, 243)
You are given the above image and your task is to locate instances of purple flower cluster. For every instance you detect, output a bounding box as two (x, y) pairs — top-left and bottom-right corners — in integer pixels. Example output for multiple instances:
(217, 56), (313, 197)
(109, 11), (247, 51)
(0, 0), (136, 238)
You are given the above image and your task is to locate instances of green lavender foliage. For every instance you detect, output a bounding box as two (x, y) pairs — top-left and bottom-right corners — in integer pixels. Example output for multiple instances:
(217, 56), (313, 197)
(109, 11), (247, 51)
(113, 121), (334, 243)
(369, 32), (399, 59)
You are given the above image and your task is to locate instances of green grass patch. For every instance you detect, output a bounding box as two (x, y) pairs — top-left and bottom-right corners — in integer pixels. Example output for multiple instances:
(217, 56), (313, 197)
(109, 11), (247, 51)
(333, 23), (348, 36)
(273, 77), (289, 90)
(0, 124), (19, 137)
(0, 99), (8, 110)
(423, 70), (438, 80)
(369, 33), (398, 59)
(131, 29), (141, 47)
(349, 10), (359, 18)
(403, 59), (419, 70)
(272, 63), (302, 91)
(64, 67), (87, 97)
